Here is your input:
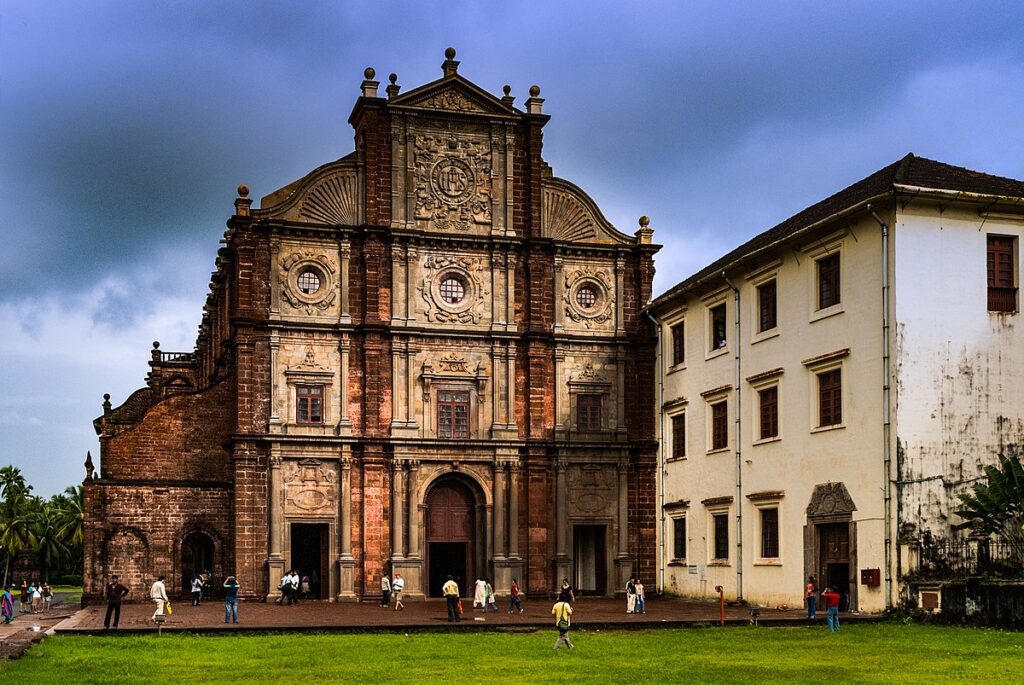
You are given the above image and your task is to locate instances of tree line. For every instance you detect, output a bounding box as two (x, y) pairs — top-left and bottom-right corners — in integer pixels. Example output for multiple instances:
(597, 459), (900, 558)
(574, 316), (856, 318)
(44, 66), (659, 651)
(0, 465), (83, 587)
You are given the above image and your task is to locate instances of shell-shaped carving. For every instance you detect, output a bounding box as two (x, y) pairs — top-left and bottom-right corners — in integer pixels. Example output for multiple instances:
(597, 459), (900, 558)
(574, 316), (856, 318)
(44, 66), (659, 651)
(544, 187), (596, 242)
(299, 171), (358, 225)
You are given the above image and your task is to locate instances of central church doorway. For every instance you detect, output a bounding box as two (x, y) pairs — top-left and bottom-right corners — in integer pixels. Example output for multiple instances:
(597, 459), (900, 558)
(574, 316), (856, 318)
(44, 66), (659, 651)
(573, 524), (608, 595)
(425, 477), (477, 597)
(290, 523), (329, 599)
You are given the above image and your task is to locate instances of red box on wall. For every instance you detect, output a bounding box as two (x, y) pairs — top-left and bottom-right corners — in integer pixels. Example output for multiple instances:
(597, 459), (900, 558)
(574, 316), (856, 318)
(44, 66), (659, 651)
(860, 568), (881, 586)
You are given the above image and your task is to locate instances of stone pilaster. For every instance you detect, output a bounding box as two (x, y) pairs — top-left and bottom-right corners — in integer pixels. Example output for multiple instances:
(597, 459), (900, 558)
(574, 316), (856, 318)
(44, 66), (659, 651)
(337, 454), (356, 601)
(614, 456), (634, 592)
(267, 454), (284, 600)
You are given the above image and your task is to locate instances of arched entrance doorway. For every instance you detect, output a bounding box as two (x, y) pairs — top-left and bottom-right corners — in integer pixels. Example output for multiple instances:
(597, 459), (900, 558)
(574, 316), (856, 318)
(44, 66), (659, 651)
(180, 532), (214, 595)
(425, 477), (477, 598)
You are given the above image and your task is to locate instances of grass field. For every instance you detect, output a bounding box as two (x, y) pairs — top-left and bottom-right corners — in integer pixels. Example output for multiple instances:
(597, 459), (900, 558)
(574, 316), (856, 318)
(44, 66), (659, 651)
(2, 623), (1022, 684)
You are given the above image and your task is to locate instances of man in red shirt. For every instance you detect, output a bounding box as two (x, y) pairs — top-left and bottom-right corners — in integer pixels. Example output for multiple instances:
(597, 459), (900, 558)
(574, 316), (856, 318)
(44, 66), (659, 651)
(821, 586), (841, 632)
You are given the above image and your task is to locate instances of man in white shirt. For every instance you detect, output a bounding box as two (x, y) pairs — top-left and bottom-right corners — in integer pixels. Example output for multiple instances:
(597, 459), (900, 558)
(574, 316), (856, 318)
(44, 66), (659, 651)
(289, 571), (300, 605)
(392, 572), (405, 611)
(150, 575), (169, 619)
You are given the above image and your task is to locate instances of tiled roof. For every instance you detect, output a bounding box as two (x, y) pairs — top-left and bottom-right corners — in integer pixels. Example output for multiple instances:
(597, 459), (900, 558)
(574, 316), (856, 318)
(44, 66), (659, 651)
(652, 154), (1024, 308)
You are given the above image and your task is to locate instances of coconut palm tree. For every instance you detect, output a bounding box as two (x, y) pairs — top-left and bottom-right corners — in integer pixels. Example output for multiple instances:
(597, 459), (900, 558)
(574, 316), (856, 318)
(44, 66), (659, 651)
(0, 466), (36, 587)
(33, 499), (70, 582)
(53, 486), (84, 575)
(956, 453), (1024, 567)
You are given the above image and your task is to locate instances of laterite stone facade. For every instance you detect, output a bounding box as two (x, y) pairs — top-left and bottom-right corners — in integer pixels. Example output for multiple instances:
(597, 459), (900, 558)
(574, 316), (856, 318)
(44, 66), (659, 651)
(83, 50), (659, 603)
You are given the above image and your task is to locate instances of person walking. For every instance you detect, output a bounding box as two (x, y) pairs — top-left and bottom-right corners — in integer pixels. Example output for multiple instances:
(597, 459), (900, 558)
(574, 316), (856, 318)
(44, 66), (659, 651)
(30, 582), (42, 613)
(191, 576), (204, 606)
(822, 586), (841, 632)
(1, 586), (14, 624)
(150, 575), (169, 620)
(552, 599), (574, 651)
(288, 570), (300, 605)
(805, 576), (818, 620)
(473, 577), (487, 611)
(558, 578), (575, 605)
(380, 573), (392, 607)
(103, 575), (129, 629)
(392, 573), (405, 611)
(41, 583), (53, 613)
(224, 576), (240, 624)
(486, 580), (498, 613)
(508, 578), (523, 614)
(276, 572), (289, 605)
(626, 577), (637, 614)
(635, 579), (646, 614)
(443, 575), (461, 622)
(300, 575), (311, 599)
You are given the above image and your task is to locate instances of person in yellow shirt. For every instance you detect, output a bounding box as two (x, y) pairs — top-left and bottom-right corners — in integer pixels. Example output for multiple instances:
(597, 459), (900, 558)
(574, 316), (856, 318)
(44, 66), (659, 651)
(442, 575), (461, 622)
(551, 599), (574, 650)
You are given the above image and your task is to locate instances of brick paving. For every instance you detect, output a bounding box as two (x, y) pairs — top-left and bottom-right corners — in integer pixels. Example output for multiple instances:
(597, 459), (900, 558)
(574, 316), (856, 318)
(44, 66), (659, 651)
(55, 596), (879, 634)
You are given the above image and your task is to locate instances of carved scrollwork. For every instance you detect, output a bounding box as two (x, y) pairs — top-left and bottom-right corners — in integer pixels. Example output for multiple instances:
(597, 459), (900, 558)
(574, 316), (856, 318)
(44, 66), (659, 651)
(567, 464), (615, 516)
(563, 268), (614, 328)
(415, 89), (488, 113)
(418, 254), (489, 324)
(414, 133), (492, 231)
(283, 459), (338, 514)
(279, 251), (337, 315)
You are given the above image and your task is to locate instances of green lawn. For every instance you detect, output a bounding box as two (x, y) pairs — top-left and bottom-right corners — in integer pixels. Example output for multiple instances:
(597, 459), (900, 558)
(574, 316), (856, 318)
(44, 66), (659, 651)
(2, 623), (1022, 684)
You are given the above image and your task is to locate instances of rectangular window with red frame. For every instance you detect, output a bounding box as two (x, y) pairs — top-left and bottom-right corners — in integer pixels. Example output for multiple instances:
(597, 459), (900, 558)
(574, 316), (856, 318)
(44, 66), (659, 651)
(759, 386), (779, 440)
(437, 390), (470, 439)
(818, 369), (842, 427)
(577, 393), (602, 431)
(817, 253), (840, 310)
(987, 235), (1018, 312)
(296, 385), (323, 424)
(711, 401), (728, 450)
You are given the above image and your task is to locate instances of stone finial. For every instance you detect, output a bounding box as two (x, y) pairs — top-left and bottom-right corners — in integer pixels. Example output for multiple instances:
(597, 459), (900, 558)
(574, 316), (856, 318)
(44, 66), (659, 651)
(151, 341), (161, 361)
(84, 451), (95, 481)
(501, 84), (515, 107)
(361, 67), (380, 98)
(526, 85), (544, 114)
(386, 72), (401, 99)
(102, 393), (112, 416)
(442, 47), (460, 78)
(635, 215), (654, 244)
(234, 184), (252, 217)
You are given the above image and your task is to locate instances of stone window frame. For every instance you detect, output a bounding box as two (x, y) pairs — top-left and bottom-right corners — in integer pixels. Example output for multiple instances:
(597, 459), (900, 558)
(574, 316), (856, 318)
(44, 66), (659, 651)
(748, 490), (785, 565)
(567, 373), (612, 435)
(702, 496), (733, 566)
(661, 308), (688, 374)
(802, 349), (849, 434)
(701, 385), (732, 454)
(747, 368), (784, 446)
(280, 253), (337, 313)
(421, 359), (489, 440)
(663, 499), (689, 566)
(436, 387), (471, 439)
(284, 368), (334, 428)
(803, 232), (846, 324)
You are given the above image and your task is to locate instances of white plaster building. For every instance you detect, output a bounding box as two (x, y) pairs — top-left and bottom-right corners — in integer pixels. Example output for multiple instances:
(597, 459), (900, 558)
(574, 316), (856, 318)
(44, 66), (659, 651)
(650, 154), (1024, 612)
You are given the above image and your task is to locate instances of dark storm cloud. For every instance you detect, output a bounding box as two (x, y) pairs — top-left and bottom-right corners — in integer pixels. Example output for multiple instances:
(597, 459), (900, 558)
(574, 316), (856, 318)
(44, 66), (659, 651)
(2, 0), (1024, 496)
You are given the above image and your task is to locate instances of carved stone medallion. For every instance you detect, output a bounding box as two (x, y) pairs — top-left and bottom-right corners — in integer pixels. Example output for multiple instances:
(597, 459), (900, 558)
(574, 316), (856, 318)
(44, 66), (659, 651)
(414, 133), (492, 231)
(563, 269), (614, 328)
(418, 254), (488, 324)
(283, 459), (337, 514)
(279, 252), (337, 315)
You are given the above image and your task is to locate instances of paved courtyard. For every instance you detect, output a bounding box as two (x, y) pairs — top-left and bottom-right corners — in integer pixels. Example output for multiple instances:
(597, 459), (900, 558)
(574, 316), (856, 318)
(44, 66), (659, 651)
(55, 595), (876, 634)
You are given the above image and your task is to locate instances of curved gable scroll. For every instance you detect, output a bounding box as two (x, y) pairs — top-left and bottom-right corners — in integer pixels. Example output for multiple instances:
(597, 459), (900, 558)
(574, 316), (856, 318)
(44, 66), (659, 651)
(542, 178), (634, 245)
(258, 156), (361, 226)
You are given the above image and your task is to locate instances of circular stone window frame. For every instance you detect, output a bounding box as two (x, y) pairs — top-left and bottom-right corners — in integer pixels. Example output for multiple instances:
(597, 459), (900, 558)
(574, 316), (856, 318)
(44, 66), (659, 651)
(430, 267), (477, 316)
(285, 258), (334, 307)
(565, 273), (613, 324)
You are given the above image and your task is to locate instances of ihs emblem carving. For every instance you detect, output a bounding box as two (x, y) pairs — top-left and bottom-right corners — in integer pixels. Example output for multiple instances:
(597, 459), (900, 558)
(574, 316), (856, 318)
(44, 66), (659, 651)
(414, 133), (492, 231)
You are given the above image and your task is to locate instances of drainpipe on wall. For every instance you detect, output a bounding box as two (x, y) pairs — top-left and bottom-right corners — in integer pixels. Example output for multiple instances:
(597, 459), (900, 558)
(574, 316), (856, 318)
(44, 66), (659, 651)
(866, 203), (893, 610)
(722, 272), (743, 601)
(644, 310), (666, 595)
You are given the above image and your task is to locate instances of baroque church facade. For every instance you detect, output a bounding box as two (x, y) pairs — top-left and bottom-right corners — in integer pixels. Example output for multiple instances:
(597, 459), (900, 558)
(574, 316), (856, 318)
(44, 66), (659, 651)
(83, 50), (659, 602)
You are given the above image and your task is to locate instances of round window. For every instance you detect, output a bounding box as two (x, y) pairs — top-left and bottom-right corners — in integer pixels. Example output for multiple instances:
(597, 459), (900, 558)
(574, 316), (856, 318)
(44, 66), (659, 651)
(297, 269), (322, 295)
(575, 285), (598, 309)
(439, 275), (466, 304)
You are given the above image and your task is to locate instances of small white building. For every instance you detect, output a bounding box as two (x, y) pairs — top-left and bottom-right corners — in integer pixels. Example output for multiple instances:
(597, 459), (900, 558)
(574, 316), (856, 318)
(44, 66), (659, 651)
(649, 154), (1024, 612)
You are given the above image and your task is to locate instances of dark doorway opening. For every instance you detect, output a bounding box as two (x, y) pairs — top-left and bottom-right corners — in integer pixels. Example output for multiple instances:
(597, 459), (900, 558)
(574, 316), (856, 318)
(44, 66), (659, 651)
(425, 478), (477, 597)
(572, 524), (608, 595)
(291, 523), (329, 599)
(428, 542), (468, 598)
(818, 523), (851, 611)
(181, 532), (214, 595)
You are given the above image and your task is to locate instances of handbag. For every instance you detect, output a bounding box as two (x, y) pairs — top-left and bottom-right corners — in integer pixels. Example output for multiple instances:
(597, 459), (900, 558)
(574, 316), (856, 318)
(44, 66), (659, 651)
(457, 599), (464, 615)
(165, 602), (173, 616)
(556, 617), (569, 631)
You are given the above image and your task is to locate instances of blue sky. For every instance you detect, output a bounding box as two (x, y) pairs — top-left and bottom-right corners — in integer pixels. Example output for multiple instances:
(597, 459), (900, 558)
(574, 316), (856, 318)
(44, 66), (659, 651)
(2, 0), (1023, 495)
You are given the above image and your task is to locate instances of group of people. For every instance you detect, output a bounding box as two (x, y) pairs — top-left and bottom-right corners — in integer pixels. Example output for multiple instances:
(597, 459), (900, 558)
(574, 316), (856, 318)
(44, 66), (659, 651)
(805, 575), (843, 632)
(189, 570), (214, 606)
(0, 580), (54, 622)
(276, 570), (304, 605)
(100, 573), (243, 628)
(625, 577), (646, 614)
(379, 572), (406, 610)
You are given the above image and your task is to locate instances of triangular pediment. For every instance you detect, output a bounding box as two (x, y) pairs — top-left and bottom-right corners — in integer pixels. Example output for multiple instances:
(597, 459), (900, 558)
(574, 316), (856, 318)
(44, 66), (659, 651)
(391, 75), (519, 117)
